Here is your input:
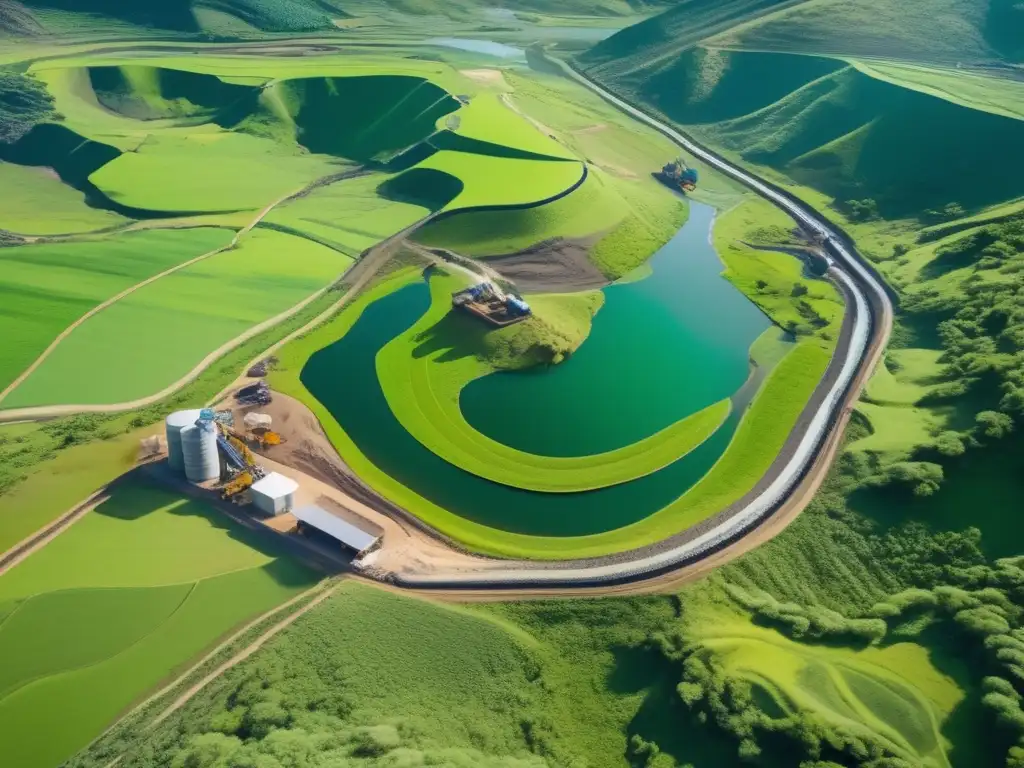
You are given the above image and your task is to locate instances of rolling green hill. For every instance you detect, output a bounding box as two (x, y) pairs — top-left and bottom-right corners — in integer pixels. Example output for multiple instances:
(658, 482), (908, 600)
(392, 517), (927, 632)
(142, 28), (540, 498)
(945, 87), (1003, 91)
(581, 0), (1024, 221)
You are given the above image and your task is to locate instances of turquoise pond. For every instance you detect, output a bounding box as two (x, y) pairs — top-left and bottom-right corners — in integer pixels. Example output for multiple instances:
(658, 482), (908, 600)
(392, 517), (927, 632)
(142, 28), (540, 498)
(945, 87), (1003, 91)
(300, 203), (784, 536)
(461, 203), (771, 456)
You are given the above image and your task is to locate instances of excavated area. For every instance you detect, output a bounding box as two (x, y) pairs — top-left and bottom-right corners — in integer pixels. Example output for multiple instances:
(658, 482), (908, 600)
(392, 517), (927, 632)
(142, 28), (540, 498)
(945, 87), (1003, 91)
(482, 236), (609, 293)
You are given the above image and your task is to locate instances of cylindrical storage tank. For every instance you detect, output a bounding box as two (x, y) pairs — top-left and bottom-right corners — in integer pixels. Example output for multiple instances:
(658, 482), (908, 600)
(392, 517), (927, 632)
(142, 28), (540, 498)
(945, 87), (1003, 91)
(181, 422), (220, 483)
(165, 409), (203, 473)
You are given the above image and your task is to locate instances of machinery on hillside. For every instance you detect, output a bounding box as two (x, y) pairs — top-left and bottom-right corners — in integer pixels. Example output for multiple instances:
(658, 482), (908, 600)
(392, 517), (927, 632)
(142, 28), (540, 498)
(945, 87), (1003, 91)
(452, 281), (532, 327)
(235, 381), (272, 407)
(655, 157), (699, 193)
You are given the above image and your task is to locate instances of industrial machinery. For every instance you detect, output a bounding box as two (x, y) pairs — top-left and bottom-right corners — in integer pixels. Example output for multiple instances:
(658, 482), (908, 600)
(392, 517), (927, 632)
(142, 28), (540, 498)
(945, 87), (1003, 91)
(452, 282), (531, 327)
(235, 381), (272, 406)
(655, 157), (699, 193)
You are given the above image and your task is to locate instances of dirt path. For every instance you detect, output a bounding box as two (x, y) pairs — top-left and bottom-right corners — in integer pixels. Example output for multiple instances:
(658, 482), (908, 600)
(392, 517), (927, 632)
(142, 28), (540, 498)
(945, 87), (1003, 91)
(0, 182), (311, 408)
(0, 173), (405, 424)
(148, 584), (337, 727)
(0, 488), (111, 578)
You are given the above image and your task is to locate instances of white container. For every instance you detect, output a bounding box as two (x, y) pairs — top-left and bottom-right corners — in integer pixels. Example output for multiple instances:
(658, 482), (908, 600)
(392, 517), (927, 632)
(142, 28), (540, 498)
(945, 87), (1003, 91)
(181, 422), (220, 483)
(165, 409), (203, 473)
(250, 472), (298, 515)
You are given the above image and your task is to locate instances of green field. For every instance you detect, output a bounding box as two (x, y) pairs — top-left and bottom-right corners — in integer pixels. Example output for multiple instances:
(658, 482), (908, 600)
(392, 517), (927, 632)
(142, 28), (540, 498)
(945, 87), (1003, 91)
(415, 167), (628, 255)
(0, 480), (316, 768)
(376, 270), (731, 492)
(0, 162), (126, 234)
(0, 228), (234, 397)
(4, 229), (350, 407)
(263, 172), (431, 257)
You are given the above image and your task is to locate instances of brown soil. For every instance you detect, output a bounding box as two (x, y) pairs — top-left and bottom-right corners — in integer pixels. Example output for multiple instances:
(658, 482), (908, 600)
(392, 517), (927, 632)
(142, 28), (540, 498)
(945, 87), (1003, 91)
(460, 68), (507, 86)
(229, 392), (498, 578)
(485, 236), (609, 293)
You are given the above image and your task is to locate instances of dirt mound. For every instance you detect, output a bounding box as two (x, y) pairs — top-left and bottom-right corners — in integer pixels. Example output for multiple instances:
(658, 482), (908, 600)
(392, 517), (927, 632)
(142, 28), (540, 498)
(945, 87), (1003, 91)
(485, 236), (609, 293)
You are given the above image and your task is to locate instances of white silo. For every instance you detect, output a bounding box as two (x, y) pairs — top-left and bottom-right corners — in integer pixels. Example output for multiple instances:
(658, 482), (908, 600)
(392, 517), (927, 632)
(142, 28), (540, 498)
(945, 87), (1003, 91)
(165, 409), (203, 472)
(181, 422), (220, 483)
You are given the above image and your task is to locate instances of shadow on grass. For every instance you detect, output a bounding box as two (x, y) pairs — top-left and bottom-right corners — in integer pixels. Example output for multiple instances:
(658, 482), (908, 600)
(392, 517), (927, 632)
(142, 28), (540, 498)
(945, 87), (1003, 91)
(607, 644), (743, 767)
(92, 470), (318, 588)
(409, 307), (490, 363)
(850, 429), (1024, 559)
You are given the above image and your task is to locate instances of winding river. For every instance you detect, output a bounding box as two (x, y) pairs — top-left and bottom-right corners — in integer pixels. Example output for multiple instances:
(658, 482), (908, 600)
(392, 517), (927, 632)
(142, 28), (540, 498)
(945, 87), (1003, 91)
(301, 204), (780, 536)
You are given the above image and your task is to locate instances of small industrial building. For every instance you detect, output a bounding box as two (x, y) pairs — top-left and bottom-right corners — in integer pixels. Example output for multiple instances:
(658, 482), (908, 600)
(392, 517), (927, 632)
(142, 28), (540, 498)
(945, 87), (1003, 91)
(250, 472), (298, 516)
(452, 282), (531, 327)
(293, 504), (382, 556)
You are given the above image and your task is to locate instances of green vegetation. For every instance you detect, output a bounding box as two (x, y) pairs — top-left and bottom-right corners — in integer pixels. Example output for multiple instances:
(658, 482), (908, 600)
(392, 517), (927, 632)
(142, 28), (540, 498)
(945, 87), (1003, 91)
(0, 479), (316, 768)
(0, 161), (126, 234)
(447, 92), (575, 161)
(89, 132), (343, 213)
(0, 286), (342, 550)
(0, 227), (233, 397)
(0, 69), (57, 143)
(4, 228), (350, 407)
(413, 150), (585, 211)
(415, 169), (627, 255)
(263, 172), (431, 257)
(375, 270), (731, 492)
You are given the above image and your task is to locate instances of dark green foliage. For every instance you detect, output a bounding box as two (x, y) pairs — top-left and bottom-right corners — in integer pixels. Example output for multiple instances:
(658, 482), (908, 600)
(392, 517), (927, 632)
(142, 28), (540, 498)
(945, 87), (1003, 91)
(87, 66), (259, 122)
(724, 583), (888, 643)
(0, 69), (57, 143)
(846, 199), (881, 222)
(18, 0), (336, 33)
(276, 76), (460, 163)
(0, 122), (119, 188)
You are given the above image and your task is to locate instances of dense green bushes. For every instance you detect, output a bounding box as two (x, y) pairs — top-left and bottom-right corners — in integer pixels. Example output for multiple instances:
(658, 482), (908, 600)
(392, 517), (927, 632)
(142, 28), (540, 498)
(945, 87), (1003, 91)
(0, 70), (58, 143)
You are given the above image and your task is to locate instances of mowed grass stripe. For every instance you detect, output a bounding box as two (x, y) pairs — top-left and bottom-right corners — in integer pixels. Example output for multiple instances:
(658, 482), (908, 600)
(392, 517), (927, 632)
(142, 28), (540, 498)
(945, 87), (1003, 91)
(0, 583), (192, 700)
(4, 229), (351, 408)
(0, 228), (234, 395)
(0, 566), (314, 768)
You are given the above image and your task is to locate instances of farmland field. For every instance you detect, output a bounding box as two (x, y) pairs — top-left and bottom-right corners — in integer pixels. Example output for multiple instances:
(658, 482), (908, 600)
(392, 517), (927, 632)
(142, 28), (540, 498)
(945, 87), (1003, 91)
(0, 480), (316, 768)
(0, 228), (234, 396)
(4, 229), (350, 407)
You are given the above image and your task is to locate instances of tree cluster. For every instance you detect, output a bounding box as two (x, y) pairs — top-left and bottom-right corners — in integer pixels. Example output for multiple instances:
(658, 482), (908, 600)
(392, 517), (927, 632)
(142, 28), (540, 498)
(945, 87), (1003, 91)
(650, 630), (917, 767)
(724, 583), (887, 644)
(0, 69), (58, 143)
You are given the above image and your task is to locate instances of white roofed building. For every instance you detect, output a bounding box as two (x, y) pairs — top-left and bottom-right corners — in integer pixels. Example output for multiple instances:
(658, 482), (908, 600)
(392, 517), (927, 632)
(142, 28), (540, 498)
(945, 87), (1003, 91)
(250, 472), (298, 516)
(293, 504), (382, 556)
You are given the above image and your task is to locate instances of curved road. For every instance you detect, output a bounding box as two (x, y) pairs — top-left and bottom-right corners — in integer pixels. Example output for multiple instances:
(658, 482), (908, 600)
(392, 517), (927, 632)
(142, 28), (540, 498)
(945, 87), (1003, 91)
(386, 60), (894, 590)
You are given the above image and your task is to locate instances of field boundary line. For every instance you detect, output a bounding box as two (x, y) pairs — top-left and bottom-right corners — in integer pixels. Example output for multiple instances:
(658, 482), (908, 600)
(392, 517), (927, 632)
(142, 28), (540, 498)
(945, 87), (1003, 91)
(0, 169), (369, 413)
(0, 184), (303, 408)
(0, 488), (110, 579)
(148, 583), (338, 727)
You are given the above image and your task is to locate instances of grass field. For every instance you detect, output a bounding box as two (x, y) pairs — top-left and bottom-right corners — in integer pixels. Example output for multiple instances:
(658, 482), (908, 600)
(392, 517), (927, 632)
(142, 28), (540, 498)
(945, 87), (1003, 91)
(713, 196), (844, 340)
(0, 228), (234, 397)
(89, 132), (346, 213)
(414, 168), (628, 255)
(263, 172), (431, 257)
(375, 270), (731, 492)
(0, 480), (316, 768)
(4, 229), (350, 407)
(0, 162), (126, 234)
(690, 603), (960, 767)
(448, 91), (575, 160)
(413, 150), (585, 212)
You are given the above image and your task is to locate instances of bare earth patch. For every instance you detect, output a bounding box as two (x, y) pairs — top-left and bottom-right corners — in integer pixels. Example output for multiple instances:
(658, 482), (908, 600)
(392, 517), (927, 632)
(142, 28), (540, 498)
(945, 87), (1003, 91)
(460, 68), (508, 87)
(486, 236), (609, 293)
